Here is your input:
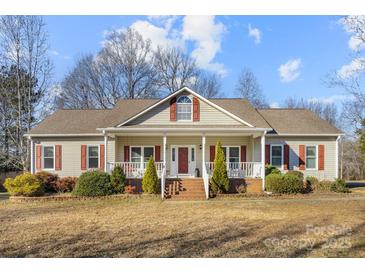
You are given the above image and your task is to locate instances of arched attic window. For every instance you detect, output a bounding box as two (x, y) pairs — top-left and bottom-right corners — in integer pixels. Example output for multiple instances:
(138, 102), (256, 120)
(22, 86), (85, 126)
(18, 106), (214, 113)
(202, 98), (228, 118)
(176, 95), (192, 121)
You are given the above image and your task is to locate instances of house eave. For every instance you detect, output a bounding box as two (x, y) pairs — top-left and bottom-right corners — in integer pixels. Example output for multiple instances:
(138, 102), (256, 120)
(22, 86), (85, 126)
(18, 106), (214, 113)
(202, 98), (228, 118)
(24, 133), (104, 137)
(266, 133), (344, 137)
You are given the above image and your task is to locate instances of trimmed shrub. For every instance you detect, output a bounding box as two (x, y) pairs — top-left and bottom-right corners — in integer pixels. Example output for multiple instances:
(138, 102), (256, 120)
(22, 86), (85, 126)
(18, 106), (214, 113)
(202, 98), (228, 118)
(266, 173), (304, 194)
(55, 177), (77, 193)
(111, 165), (126, 193)
(286, 170), (304, 182)
(142, 157), (159, 194)
(73, 170), (113, 196)
(211, 140), (230, 194)
(331, 179), (350, 193)
(4, 173), (44, 197)
(313, 180), (332, 192)
(35, 171), (59, 192)
(265, 164), (281, 176)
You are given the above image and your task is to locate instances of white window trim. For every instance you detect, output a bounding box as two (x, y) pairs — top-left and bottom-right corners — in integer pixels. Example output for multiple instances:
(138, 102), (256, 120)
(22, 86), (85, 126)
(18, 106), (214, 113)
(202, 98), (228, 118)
(222, 146), (241, 163)
(87, 144), (100, 169)
(270, 144), (284, 170)
(305, 145), (318, 170)
(42, 145), (55, 170)
(130, 146), (155, 164)
(176, 95), (193, 122)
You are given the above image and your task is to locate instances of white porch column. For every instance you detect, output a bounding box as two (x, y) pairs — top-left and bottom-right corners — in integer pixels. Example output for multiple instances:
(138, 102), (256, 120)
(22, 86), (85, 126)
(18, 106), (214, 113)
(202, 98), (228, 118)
(30, 137), (34, 174)
(202, 134), (206, 171)
(162, 134), (167, 199)
(335, 135), (340, 179)
(261, 132), (266, 191)
(104, 132), (108, 172)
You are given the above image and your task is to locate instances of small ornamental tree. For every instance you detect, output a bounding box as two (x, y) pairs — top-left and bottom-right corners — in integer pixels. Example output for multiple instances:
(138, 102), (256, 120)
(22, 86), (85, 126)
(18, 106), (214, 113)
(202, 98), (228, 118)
(211, 140), (230, 193)
(111, 165), (126, 193)
(142, 156), (159, 194)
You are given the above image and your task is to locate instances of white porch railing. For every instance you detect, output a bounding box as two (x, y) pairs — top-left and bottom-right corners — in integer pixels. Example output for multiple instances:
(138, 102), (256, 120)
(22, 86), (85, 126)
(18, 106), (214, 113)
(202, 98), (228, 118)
(107, 162), (164, 178)
(205, 162), (262, 178)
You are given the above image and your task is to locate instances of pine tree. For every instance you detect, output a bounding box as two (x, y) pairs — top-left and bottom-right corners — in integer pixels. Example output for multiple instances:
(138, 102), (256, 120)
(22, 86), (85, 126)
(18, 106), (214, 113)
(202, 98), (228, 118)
(211, 140), (230, 193)
(142, 156), (159, 194)
(111, 165), (126, 193)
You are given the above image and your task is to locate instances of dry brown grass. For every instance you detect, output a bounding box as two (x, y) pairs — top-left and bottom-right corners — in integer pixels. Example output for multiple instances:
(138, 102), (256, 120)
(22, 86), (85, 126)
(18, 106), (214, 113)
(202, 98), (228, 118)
(0, 193), (365, 258)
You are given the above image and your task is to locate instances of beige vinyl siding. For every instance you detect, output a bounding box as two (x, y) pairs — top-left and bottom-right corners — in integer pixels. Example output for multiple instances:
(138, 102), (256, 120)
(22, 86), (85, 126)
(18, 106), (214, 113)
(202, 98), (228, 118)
(266, 136), (337, 180)
(127, 91), (243, 126)
(33, 136), (111, 177)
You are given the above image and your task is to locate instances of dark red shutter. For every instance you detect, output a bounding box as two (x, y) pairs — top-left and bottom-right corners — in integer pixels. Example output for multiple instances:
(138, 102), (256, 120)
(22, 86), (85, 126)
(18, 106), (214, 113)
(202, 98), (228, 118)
(210, 146), (215, 162)
(170, 97), (177, 121)
(299, 145), (305, 170)
(155, 145), (161, 162)
(193, 97), (200, 121)
(36, 145), (42, 171)
(318, 145), (325, 170)
(124, 146), (130, 162)
(99, 144), (105, 170)
(284, 144), (289, 170)
(81, 145), (87, 170)
(55, 145), (62, 171)
(240, 145), (247, 162)
(265, 145), (270, 165)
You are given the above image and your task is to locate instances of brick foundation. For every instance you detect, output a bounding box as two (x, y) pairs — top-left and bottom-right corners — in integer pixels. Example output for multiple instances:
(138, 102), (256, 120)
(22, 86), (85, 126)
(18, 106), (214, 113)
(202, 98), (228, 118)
(228, 178), (263, 194)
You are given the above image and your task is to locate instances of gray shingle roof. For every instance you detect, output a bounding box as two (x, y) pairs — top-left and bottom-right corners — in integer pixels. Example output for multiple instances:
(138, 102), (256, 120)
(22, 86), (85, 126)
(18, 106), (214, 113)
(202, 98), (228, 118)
(28, 98), (342, 135)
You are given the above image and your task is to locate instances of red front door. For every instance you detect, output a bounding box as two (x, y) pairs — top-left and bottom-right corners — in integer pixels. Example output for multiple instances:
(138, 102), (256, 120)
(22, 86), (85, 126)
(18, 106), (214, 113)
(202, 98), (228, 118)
(178, 147), (189, 174)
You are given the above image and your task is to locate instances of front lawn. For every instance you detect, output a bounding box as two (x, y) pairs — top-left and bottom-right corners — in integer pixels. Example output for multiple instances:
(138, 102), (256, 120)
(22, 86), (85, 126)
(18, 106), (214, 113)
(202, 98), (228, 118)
(0, 193), (364, 257)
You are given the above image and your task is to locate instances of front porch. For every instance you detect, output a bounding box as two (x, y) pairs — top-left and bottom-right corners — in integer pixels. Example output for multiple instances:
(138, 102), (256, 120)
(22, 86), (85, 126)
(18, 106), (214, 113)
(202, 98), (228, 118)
(103, 131), (267, 199)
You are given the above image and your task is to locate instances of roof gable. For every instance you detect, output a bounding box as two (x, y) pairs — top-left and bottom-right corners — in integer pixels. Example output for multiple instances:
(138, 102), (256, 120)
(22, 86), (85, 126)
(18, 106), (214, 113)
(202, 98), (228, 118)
(117, 87), (255, 127)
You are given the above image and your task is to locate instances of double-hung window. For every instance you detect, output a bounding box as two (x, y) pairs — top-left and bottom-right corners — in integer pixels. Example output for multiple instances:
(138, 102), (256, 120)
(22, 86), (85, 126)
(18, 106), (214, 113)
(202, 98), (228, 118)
(306, 146), (317, 169)
(88, 145), (99, 169)
(222, 146), (240, 163)
(43, 146), (55, 169)
(270, 145), (283, 168)
(131, 146), (154, 166)
(176, 95), (192, 121)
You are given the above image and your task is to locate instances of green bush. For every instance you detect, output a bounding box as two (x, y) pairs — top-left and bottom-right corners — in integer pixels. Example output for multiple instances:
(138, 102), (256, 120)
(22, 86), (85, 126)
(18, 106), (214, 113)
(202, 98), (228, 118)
(4, 173), (44, 196)
(313, 180), (332, 192)
(286, 170), (304, 182)
(265, 164), (281, 176)
(266, 173), (304, 194)
(73, 170), (113, 196)
(35, 171), (59, 192)
(111, 165), (126, 193)
(142, 157), (159, 194)
(211, 140), (230, 194)
(331, 178), (350, 193)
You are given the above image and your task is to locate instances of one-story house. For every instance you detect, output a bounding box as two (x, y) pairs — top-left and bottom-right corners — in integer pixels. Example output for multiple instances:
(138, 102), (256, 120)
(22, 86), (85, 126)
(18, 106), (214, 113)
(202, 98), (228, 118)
(25, 87), (343, 199)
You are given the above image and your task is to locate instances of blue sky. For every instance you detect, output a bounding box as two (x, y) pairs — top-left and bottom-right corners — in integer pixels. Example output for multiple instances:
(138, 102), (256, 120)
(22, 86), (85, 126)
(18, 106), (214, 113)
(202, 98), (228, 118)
(45, 15), (353, 107)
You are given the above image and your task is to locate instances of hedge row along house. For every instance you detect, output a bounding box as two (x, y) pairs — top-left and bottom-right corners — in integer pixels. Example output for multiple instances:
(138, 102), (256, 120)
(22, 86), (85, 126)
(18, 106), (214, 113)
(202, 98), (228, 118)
(25, 87), (343, 199)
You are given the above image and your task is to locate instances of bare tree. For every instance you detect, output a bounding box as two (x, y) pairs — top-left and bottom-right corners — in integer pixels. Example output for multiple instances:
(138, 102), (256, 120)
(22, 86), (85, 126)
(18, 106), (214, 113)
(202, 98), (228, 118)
(192, 71), (221, 98)
(0, 15), (52, 170)
(102, 28), (159, 99)
(154, 46), (198, 94)
(236, 68), (268, 108)
(284, 97), (339, 127)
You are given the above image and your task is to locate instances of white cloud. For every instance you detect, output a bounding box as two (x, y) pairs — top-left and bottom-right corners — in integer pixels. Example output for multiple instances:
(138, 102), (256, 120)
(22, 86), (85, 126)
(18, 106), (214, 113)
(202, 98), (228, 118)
(278, 58), (302, 83)
(270, 102), (280, 108)
(337, 57), (365, 79)
(348, 36), (365, 52)
(307, 94), (347, 104)
(130, 19), (183, 50)
(49, 50), (59, 56)
(248, 24), (261, 44)
(182, 15), (227, 76)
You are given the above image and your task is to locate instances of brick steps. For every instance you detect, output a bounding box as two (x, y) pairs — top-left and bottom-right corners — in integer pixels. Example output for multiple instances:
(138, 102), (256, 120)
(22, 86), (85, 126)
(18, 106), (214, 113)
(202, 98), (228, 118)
(164, 178), (206, 200)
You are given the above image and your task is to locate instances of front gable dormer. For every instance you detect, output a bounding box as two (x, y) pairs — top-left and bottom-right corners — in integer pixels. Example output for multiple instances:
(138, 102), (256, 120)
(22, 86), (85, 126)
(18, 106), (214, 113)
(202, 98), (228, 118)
(118, 87), (253, 127)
